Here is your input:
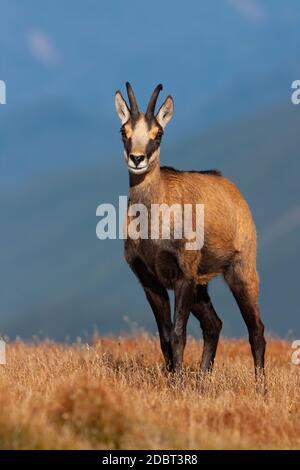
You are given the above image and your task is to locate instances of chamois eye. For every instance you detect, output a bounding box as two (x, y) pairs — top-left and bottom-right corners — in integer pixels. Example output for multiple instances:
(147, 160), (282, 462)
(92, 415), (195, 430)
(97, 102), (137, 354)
(120, 128), (127, 141)
(155, 130), (163, 142)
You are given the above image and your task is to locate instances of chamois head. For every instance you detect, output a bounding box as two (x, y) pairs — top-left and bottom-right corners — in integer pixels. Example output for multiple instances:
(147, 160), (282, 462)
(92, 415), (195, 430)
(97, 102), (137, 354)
(115, 83), (174, 175)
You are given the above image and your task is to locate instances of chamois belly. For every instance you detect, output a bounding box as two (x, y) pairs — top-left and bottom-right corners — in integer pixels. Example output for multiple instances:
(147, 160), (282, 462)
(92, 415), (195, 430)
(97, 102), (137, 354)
(125, 238), (228, 289)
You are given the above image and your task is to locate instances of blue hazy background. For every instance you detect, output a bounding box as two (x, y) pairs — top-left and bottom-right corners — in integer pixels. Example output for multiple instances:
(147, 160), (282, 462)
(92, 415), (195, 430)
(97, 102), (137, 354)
(0, 0), (299, 340)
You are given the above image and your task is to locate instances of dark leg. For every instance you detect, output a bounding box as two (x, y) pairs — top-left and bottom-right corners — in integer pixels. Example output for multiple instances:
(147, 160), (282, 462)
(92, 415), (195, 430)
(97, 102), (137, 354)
(191, 285), (222, 371)
(131, 258), (173, 371)
(224, 263), (266, 384)
(170, 279), (194, 371)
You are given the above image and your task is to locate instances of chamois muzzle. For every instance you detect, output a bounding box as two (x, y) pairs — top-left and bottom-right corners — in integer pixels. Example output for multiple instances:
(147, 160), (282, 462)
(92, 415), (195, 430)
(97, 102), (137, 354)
(128, 153), (148, 174)
(129, 154), (145, 167)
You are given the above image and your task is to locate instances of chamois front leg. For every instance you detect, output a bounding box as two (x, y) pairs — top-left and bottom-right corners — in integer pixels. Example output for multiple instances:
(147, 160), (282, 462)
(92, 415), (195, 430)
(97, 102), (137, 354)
(131, 258), (173, 371)
(191, 284), (222, 372)
(171, 279), (194, 372)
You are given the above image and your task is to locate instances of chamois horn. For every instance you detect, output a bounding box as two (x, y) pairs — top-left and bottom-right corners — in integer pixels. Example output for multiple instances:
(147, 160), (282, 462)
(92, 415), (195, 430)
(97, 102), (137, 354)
(126, 82), (139, 117)
(146, 84), (163, 119)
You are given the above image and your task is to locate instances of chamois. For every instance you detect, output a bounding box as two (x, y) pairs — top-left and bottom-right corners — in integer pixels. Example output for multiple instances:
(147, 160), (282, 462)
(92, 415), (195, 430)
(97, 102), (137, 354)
(115, 82), (266, 382)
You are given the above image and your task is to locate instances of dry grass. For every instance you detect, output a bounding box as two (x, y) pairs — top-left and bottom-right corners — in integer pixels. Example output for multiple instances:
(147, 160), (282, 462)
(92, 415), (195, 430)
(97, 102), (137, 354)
(0, 335), (299, 450)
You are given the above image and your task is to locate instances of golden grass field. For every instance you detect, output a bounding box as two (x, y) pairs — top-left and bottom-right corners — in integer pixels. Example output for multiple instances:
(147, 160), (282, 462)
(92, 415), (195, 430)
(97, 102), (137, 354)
(0, 336), (299, 450)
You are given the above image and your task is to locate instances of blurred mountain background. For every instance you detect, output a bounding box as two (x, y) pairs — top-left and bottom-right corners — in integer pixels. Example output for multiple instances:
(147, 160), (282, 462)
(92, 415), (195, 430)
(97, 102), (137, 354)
(0, 0), (299, 340)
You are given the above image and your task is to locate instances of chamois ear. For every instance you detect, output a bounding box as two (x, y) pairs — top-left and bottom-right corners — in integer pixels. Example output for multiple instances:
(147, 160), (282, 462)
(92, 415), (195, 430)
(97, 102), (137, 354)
(156, 95), (174, 129)
(115, 91), (130, 124)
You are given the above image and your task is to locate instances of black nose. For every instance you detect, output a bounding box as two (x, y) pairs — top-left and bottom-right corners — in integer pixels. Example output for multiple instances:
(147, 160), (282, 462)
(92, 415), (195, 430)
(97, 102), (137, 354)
(129, 154), (145, 167)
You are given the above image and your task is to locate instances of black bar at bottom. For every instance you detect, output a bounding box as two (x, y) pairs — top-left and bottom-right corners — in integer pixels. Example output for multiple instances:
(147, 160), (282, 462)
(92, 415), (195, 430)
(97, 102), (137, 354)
(0, 450), (297, 465)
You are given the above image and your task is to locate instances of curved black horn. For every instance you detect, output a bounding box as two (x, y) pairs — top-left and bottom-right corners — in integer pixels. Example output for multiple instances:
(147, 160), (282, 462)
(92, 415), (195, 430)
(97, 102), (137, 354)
(146, 84), (163, 119)
(126, 82), (139, 117)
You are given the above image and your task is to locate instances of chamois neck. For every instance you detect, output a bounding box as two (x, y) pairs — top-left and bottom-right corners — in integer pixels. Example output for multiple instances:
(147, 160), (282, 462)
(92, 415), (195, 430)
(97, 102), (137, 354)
(129, 162), (161, 204)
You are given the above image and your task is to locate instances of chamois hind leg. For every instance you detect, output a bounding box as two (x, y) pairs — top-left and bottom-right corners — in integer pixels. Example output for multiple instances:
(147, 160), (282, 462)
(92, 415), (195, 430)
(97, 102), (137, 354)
(224, 259), (266, 387)
(131, 258), (173, 371)
(191, 284), (222, 372)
